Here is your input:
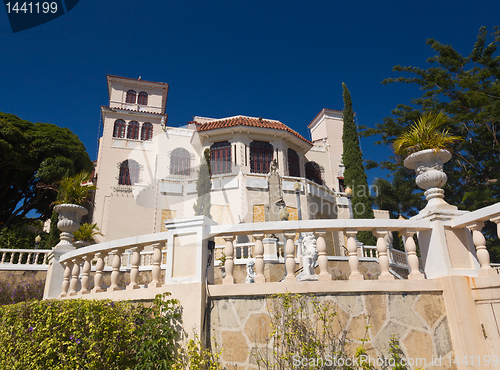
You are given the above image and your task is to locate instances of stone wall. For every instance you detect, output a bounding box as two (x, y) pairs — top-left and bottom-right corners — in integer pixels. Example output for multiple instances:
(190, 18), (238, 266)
(209, 292), (453, 370)
(0, 270), (47, 288)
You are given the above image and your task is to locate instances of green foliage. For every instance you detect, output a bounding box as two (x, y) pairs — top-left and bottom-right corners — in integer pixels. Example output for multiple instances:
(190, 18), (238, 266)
(342, 83), (376, 245)
(54, 172), (95, 206)
(363, 26), (500, 260)
(393, 111), (462, 156)
(133, 293), (182, 369)
(194, 148), (212, 219)
(0, 112), (93, 229)
(0, 220), (48, 249)
(73, 223), (102, 243)
(173, 335), (223, 370)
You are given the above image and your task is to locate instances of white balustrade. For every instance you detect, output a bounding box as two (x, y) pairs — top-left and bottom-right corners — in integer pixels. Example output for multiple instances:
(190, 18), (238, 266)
(223, 235), (235, 284)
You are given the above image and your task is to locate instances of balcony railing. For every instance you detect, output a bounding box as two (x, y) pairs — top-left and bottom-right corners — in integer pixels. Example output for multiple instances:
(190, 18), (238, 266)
(0, 249), (50, 270)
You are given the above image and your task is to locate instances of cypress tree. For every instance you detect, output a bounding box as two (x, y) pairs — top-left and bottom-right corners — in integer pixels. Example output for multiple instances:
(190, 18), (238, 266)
(342, 83), (376, 245)
(193, 148), (212, 219)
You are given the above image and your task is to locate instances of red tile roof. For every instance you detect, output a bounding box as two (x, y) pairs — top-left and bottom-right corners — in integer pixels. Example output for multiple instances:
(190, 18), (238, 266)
(193, 116), (312, 145)
(106, 75), (169, 86)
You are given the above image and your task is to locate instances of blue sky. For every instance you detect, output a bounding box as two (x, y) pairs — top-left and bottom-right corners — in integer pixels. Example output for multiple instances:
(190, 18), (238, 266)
(1, 0), (499, 185)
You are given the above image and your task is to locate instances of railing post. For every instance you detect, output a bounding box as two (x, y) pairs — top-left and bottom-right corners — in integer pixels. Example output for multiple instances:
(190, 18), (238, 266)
(80, 255), (92, 294)
(127, 245), (145, 290)
(467, 222), (495, 276)
(284, 232), (297, 282)
(60, 261), (71, 298)
(17, 252), (23, 264)
(223, 235), (235, 284)
(401, 230), (424, 280)
(253, 233), (266, 283)
(107, 249), (123, 292)
(149, 242), (163, 288)
(92, 251), (108, 293)
(346, 230), (363, 280)
(315, 230), (330, 281)
(374, 229), (394, 280)
(69, 258), (81, 296)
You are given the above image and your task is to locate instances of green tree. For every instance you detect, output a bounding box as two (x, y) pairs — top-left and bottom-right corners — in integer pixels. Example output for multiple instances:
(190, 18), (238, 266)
(363, 26), (500, 260)
(0, 113), (93, 229)
(342, 83), (376, 245)
(193, 148), (212, 219)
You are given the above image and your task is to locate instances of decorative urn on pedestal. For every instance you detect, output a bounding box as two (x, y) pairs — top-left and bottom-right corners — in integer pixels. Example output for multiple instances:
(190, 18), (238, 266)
(54, 204), (88, 250)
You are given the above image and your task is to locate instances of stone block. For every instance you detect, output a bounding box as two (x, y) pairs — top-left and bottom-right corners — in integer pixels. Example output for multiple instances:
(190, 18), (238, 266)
(434, 317), (452, 357)
(233, 298), (265, 322)
(402, 330), (435, 368)
(414, 292), (445, 329)
(222, 330), (249, 363)
(364, 293), (387, 337)
(244, 313), (272, 344)
(388, 293), (426, 329)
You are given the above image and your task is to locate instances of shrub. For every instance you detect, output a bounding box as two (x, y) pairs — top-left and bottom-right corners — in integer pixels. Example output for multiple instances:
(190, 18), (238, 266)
(0, 279), (44, 305)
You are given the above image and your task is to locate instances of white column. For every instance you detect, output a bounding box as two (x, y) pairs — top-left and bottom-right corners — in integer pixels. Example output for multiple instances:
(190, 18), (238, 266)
(149, 242), (164, 288)
(69, 258), (81, 296)
(401, 230), (424, 280)
(346, 230), (363, 280)
(284, 232), (296, 282)
(79, 255), (92, 294)
(315, 230), (330, 281)
(374, 229), (394, 280)
(60, 261), (71, 298)
(107, 249), (123, 292)
(253, 233), (265, 283)
(223, 235), (235, 284)
(127, 245), (144, 290)
(92, 251), (107, 293)
(467, 222), (495, 276)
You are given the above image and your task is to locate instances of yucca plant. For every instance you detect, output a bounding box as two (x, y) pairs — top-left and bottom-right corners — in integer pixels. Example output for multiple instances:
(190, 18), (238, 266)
(74, 222), (102, 243)
(53, 171), (96, 206)
(393, 111), (462, 156)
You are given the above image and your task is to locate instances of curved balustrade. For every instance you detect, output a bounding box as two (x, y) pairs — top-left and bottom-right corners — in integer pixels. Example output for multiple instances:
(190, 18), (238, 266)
(0, 249), (50, 270)
(48, 206), (500, 299)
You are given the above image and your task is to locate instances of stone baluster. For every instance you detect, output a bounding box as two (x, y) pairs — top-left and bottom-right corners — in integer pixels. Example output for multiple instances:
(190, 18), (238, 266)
(374, 229), (394, 280)
(148, 242), (164, 288)
(253, 233), (266, 283)
(467, 222), (494, 276)
(69, 258), (81, 296)
(127, 245), (145, 290)
(92, 251), (108, 293)
(17, 252), (23, 264)
(27, 252), (33, 264)
(1, 252), (5, 263)
(60, 261), (72, 298)
(9, 252), (14, 264)
(223, 235), (235, 284)
(315, 230), (330, 280)
(401, 230), (424, 280)
(107, 249), (123, 292)
(43, 253), (48, 264)
(284, 232), (296, 282)
(79, 255), (92, 294)
(346, 230), (363, 280)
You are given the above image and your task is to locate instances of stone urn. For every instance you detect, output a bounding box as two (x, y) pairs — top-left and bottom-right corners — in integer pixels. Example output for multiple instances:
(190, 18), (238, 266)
(404, 149), (456, 213)
(54, 204), (88, 250)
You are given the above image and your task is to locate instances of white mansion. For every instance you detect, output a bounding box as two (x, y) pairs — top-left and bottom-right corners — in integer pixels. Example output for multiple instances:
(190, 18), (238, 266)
(91, 75), (360, 254)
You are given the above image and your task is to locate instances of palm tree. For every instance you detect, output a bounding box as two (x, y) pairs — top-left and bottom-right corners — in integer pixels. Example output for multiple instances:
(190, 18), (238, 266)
(53, 172), (95, 206)
(74, 223), (102, 244)
(393, 111), (462, 156)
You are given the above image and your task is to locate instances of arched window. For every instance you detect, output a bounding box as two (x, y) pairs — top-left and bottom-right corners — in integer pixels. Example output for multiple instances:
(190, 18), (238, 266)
(287, 148), (300, 177)
(211, 141), (232, 175)
(141, 122), (153, 141)
(138, 91), (148, 105)
(126, 90), (136, 104)
(170, 148), (191, 176)
(118, 159), (140, 185)
(113, 119), (126, 138)
(127, 121), (139, 140)
(305, 161), (323, 185)
(250, 141), (273, 174)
